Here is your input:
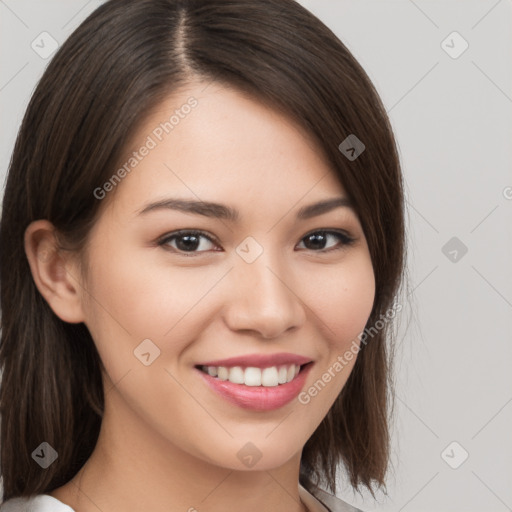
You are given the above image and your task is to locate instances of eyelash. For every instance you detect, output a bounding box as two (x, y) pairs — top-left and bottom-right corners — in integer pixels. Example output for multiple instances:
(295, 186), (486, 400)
(157, 229), (356, 257)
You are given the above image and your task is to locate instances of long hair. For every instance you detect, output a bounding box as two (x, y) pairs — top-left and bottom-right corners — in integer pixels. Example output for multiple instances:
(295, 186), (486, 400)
(0, 0), (406, 501)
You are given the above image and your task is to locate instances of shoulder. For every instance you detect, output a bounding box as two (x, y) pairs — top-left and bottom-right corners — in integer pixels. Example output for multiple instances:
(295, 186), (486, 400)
(0, 494), (75, 512)
(299, 483), (365, 512)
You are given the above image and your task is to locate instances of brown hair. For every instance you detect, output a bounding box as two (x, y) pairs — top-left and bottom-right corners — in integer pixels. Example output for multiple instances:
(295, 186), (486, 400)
(0, 0), (407, 503)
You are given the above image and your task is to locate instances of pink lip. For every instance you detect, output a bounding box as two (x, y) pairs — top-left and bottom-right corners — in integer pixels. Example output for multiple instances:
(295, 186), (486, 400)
(195, 362), (314, 412)
(196, 352), (312, 369)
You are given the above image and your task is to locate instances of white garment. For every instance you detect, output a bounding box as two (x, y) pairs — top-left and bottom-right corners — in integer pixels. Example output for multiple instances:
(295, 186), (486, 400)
(0, 483), (362, 512)
(0, 494), (74, 512)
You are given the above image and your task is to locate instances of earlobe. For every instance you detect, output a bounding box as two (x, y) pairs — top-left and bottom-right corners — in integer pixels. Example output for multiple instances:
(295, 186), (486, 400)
(24, 219), (86, 324)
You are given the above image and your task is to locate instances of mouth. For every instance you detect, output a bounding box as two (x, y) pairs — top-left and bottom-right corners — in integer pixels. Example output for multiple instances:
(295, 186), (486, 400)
(193, 354), (314, 411)
(195, 362), (313, 387)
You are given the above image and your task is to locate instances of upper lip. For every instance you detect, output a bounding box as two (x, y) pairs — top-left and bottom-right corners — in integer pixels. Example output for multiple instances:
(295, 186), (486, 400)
(196, 352), (313, 369)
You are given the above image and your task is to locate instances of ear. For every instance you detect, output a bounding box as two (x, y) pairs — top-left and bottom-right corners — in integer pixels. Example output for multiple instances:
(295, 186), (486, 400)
(24, 219), (86, 323)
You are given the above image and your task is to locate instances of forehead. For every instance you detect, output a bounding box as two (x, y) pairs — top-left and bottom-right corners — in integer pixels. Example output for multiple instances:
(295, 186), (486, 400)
(102, 82), (346, 221)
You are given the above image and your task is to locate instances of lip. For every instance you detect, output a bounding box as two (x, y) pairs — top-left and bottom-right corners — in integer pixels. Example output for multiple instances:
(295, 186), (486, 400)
(195, 362), (314, 412)
(196, 352), (313, 369)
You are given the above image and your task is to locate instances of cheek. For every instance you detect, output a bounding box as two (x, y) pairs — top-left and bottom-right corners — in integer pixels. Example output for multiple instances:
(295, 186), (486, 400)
(295, 255), (374, 428)
(307, 252), (375, 350)
(84, 242), (204, 333)
(80, 243), (221, 376)
(78, 242), (157, 369)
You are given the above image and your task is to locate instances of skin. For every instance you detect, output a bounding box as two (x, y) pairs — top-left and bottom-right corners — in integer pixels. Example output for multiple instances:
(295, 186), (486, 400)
(24, 81), (375, 512)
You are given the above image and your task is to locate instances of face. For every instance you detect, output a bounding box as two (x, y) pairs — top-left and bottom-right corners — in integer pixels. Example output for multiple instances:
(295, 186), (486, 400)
(75, 82), (375, 471)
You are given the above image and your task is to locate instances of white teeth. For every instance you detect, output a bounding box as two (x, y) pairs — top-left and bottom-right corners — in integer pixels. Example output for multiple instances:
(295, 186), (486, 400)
(201, 364), (301, 387)
(261, 367), (279, 387)
(277, 366), (288, 384)
(217, 366), (229, 380)
(228, 366), (245, 384)
(244, 367), (261, 386)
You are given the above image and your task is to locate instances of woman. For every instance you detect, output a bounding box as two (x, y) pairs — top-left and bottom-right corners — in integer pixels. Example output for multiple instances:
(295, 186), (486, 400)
(0, 1), (407, 511)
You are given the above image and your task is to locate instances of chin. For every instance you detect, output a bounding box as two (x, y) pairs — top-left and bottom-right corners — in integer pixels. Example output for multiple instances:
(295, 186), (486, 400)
(194, 435), (305, 472)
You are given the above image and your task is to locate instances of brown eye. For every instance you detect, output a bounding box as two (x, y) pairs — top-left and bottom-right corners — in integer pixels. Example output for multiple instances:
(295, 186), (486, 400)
(158, 230), (219, 255)
(297, 230), (355, 252)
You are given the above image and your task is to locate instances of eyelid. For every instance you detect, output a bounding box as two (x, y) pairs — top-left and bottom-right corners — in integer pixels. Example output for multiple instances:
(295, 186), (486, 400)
(296, 229), (356, 251)
(300, 227), (355, 242)
(157, 228), (356, 255)
(157, 229), (220, 255)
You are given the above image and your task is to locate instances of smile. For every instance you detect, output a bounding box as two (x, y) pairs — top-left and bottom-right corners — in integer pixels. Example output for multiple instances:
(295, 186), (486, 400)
(194, 354), (314, 411)
(198, 363), (302, 387)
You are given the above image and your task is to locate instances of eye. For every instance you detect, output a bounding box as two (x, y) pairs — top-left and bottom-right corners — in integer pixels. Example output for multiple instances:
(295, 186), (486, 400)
(296, 230), (355, 252)
(157, 228), (355, 257)
(158, 230), (220, 256)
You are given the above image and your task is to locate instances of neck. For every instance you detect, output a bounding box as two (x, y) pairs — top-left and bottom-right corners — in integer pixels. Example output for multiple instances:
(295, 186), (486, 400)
(51, 388), (308, 512)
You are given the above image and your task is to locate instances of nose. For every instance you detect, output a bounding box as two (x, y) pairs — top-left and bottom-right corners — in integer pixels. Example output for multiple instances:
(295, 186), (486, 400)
(222, 250), (306, 339)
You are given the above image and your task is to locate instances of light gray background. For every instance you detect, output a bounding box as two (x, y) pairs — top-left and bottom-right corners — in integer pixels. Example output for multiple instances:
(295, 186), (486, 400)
(1, 1), (511, 511)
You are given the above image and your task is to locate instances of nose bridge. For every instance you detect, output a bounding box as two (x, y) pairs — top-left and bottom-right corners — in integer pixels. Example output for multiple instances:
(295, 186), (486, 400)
(225, 239), (305, 338)
(240, 251), (290, 304)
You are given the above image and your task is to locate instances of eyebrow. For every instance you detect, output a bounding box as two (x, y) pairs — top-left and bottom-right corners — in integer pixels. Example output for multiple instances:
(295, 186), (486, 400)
(136, 196), (353, 221)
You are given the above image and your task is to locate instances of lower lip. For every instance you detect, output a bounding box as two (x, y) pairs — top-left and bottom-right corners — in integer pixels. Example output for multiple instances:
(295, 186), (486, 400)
(196, 364), (313, 411)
